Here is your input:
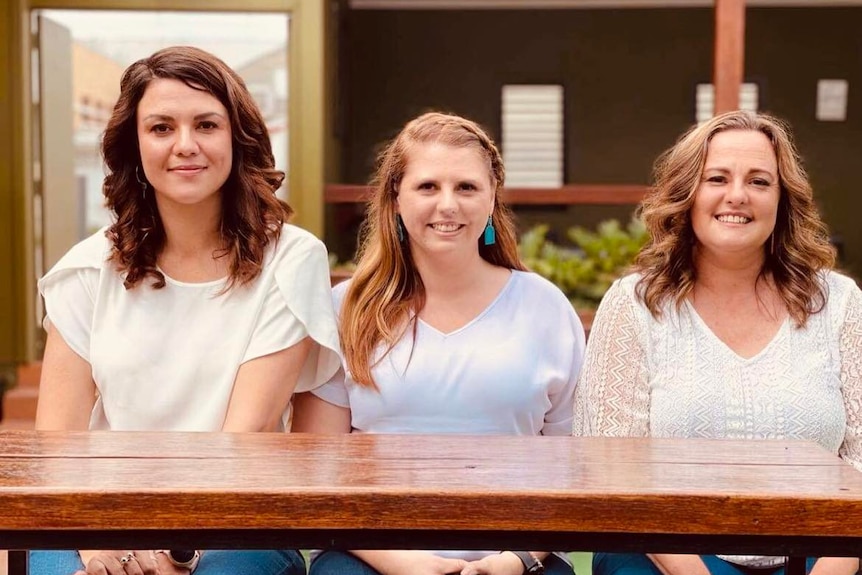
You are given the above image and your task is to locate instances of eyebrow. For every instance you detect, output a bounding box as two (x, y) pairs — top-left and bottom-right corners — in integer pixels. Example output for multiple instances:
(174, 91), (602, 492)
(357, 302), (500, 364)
(703, 166), (776, 176)
(142, 112), (226, 122)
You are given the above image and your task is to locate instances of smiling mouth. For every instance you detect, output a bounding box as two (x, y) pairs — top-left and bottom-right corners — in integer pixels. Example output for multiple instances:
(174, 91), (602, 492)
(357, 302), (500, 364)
(715, 215), (751, 224)
(429, 223), (463, 232)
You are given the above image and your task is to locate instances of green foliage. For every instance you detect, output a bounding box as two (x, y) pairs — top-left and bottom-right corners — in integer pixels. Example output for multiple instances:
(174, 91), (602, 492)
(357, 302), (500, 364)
(519, 218), (649, 309)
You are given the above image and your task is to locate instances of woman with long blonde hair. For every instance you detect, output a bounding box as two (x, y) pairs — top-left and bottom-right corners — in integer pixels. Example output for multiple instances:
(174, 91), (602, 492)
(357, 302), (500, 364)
(294, 112), (585, 575)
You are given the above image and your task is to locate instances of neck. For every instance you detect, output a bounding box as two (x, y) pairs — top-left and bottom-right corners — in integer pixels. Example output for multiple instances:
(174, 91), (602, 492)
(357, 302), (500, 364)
(155, 197), (223, 257)
(694, 245), (767, 294)
(413, 249), (494, 296)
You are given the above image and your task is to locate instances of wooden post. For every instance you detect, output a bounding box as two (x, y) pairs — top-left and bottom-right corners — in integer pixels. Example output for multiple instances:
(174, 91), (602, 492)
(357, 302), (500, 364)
(713, 0), (746, 114)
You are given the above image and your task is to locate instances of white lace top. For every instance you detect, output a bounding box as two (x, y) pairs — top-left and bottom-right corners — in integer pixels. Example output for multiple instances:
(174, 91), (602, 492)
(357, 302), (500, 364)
(573, 271), (862, 567)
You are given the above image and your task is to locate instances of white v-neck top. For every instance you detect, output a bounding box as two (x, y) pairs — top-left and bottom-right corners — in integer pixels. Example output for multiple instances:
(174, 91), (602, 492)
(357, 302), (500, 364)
(313, 270), (586, 436)
(574, 271), (862, 567)
(39, 224), (341, 432)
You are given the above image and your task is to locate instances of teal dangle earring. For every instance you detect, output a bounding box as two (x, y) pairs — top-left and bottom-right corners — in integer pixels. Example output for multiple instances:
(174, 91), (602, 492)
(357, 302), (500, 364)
(483, 216), (496, 246)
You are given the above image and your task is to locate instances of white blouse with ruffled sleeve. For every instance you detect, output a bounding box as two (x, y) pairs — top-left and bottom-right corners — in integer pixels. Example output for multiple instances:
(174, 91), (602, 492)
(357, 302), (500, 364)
(38, 224), (341, 432)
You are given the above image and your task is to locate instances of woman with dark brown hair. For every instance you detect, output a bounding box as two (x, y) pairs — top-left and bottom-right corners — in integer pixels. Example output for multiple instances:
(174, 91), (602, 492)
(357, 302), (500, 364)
(574, 110), (862, 575)
(292, 112), (585, 575)
(32, 46), (340, 575)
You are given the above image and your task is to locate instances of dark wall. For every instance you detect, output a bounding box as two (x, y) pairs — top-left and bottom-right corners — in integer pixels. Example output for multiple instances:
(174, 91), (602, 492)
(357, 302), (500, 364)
(337, 7), (712, 184)
(332, 6), (862, 278)
(747, 7), (862, 277)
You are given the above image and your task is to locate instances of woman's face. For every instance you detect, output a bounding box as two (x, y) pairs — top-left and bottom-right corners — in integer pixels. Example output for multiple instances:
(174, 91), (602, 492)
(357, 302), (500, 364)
(136, 78), (233, 214)
(396, 141), (495, 266)
(691, 129), (780, 263)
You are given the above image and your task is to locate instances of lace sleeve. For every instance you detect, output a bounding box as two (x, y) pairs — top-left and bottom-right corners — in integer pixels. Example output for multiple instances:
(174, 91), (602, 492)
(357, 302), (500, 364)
(838, 283), (862, 472)
(573, 278), (650, 437)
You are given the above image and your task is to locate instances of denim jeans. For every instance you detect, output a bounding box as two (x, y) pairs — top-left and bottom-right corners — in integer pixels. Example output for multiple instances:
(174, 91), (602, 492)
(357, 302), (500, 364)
(28, 549), (305, 575)
(593, 554), (819, 575)
(310, 550), (575, 575)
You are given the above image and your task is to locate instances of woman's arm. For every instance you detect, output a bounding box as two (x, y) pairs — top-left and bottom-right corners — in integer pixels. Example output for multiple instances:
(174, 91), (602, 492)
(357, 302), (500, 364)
(572, 279), (650, 438)
(222, 337), (313, 432)
(350, 550), (467, 575)
(838, 284), (862, 472)
(291, 391), (351, 433)
(35, 325), (96, 431)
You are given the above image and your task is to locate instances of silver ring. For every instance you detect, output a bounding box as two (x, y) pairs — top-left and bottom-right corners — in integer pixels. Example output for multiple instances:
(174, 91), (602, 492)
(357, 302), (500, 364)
(120, 552), (135, 565)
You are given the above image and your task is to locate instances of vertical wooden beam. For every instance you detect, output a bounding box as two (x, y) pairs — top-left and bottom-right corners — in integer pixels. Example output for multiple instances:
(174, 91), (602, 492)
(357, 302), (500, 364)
(1, 0), (36, 366)
(289, 0), (327, 237)
(713, 0), (745, 114)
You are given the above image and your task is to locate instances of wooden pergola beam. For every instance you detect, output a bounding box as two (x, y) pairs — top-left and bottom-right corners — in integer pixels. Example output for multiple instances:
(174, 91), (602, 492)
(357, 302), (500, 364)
(714, 0), (746, 114)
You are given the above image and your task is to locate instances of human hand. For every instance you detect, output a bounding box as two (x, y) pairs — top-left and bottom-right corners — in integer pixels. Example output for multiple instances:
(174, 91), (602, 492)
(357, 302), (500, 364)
(409, 552), (469, 575)
(74, 550), (161, 575)
(460, 552), (524, 575)
(353, 550), (468, 575)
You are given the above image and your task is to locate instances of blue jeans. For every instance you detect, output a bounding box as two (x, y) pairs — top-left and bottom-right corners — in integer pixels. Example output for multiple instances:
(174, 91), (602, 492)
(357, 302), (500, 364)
(29, 549), (305, 575)
(593, 554), (819, 575)
(310, 550), (575, 575)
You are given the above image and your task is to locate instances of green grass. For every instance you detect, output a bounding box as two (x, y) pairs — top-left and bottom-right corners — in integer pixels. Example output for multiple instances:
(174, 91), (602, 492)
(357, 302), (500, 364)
(569, 551), (593, 575)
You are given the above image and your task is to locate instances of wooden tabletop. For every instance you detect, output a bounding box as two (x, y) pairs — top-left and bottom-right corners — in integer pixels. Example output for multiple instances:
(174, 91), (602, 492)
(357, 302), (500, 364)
(0, 431), (861, 554)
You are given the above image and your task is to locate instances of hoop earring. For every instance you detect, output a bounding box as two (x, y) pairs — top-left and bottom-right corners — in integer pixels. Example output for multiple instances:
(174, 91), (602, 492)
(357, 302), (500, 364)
(483, 216), (496, 246)
(396, 214), (405, 242)
(135, 166), (148, 201)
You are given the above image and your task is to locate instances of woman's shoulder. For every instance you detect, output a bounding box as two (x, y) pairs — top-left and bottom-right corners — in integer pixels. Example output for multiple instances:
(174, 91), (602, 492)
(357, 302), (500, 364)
(819, 269), (862, 317)
(510, 270), (569, 301)
(272, 223), (327, 254)
(42, 228), (112, 279)
(822, 269), (860, 294)
(601, 272), (644, 304)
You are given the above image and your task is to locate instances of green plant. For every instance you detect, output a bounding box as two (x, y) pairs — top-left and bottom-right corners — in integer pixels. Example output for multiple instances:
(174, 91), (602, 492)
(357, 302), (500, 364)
(519, 217), (648, 309)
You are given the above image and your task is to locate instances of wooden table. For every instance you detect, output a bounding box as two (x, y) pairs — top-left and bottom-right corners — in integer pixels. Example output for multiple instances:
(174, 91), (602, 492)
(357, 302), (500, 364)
(0, 431), (861, 575)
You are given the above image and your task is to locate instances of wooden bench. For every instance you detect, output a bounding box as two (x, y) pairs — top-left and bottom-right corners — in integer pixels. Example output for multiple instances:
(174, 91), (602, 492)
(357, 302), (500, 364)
(0, 432), (860, 575)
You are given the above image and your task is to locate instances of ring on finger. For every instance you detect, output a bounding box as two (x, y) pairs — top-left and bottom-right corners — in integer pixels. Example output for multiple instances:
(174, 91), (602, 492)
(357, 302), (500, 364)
(120, 552), (135, 565)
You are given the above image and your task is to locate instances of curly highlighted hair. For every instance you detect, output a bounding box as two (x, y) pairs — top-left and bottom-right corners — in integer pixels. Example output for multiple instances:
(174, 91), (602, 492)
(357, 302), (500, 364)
(340, 112), (527, 387)
(101, 45), (290, 291)
(636, 110), (835, 326)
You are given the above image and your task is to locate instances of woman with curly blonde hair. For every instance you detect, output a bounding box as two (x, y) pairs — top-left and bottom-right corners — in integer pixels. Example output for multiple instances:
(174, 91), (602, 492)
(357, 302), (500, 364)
(294, 112), (585, 575)
(574, 110), (862, 575)
(33, 46), (340, 575)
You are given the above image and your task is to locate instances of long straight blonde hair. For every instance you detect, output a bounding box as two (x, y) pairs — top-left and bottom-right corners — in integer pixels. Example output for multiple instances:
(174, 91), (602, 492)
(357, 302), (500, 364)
(340, 112), (526, 388)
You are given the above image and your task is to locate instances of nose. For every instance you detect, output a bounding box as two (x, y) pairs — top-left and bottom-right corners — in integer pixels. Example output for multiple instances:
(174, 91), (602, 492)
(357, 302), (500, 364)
(725, 177), (749, 204)
(437, 187), (458, 213)
(173, 126), (200, 156)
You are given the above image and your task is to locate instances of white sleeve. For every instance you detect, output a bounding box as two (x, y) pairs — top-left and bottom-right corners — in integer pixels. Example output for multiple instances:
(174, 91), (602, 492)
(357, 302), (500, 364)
(268, 232), (342, 393)
(572, 278), (651, 438)
(542, 303), (586, 436)
(838, 282), (862, 472)
(242, 279), (308, 363)
(39, 268), (99, 362)
(309, 280), (352, 408)
(310, 368), (351, 408)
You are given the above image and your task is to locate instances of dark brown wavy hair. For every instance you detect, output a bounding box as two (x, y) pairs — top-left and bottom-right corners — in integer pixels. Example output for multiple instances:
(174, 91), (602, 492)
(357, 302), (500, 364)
(341, 112), (527, 387)
(636, 110), (836, 326)
(102, 45), (290, 290)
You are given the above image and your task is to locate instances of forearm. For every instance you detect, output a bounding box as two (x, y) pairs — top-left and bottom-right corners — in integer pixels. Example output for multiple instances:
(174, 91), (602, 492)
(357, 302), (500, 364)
(809, 557), (860, 575)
